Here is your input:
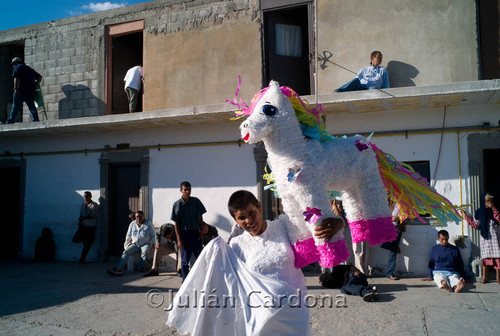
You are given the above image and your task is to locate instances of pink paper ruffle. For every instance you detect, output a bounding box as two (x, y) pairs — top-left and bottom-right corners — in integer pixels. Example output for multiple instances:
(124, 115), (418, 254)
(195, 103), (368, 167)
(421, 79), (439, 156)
(348, 219), (369, 243)
(349, 217), (397, 246)
(317, 239), (350, 268)
(366, 217), (398, 246)
(292, 238), (319, 268)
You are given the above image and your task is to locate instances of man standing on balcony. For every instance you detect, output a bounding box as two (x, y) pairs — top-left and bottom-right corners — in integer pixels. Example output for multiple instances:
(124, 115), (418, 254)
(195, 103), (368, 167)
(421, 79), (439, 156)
(123, 64), (143, 113)
(5, 57), (43, 124)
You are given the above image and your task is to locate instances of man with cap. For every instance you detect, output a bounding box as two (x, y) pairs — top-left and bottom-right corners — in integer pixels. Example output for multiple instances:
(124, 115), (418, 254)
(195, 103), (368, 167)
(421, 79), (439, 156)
(5, 57), (43, 124)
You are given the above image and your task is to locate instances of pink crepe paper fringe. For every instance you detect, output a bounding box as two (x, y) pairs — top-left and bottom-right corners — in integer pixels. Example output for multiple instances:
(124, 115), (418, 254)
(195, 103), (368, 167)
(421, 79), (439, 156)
(292, 238), (320, 268)
(367, 217), (398, 246)
(317, 239), (350, 268)
(349, 217), (397, 246)
(348, 219), (369, 243)
(292, 237), (351, 269)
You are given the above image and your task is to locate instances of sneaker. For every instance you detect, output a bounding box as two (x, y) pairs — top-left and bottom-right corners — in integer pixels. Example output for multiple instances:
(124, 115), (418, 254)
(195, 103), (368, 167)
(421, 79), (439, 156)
(363, 290), (376, 302)
(143, 269), (159, 277)
(107, 269), (123, 276)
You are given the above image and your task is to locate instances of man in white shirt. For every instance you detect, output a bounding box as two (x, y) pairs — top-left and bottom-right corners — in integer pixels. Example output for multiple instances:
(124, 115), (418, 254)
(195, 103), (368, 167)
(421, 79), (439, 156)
(107, 210), (155, 276)
(123, 64), (144, 113)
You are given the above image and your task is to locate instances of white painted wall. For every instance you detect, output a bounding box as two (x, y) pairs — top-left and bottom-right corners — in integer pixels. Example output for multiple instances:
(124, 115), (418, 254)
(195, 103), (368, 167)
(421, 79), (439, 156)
(22, 153), (101, 261)
(1, 103), (497, 275)
(322, 105), (494, 276)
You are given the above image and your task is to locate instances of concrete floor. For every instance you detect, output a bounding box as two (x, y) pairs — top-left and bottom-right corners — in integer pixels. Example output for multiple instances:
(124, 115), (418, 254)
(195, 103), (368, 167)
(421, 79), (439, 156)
(0, 260), (499, 336)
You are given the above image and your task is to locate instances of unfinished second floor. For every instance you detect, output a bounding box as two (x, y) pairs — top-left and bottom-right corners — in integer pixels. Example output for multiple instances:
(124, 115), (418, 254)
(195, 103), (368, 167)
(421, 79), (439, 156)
(0, 0), (498, 123)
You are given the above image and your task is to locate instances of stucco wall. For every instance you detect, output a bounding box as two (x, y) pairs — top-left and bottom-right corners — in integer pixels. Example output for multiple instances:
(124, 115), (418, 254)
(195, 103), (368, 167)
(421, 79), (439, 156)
(318, 0), (479, 93)
(144, 19), (262, 110)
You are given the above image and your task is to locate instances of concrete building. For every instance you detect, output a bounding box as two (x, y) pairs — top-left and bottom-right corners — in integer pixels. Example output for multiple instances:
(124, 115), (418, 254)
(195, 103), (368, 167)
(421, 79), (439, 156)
(0, 0), (499, 277)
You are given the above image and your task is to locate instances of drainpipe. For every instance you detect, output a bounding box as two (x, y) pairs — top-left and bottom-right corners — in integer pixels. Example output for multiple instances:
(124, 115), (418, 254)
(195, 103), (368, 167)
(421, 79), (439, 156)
(457, 130), (464, 237)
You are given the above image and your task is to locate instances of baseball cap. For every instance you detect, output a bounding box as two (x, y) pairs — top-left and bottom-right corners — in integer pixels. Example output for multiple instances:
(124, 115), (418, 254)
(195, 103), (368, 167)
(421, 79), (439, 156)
(11, 57), (22, 65)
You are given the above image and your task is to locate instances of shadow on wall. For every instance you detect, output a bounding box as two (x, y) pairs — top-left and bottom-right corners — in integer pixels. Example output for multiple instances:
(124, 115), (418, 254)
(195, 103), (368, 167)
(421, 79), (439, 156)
(58, 84), (104, 119)
(387, 61), (419, 87)
(318, 50), (358, 75)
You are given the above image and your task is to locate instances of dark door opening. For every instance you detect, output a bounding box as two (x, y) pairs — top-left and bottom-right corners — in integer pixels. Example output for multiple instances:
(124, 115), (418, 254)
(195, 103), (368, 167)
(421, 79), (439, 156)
(483, 148), (500, 197)
(263, 6), (311, 95)
(111, 32), (143, 114)
(478, 0), (500, 79)
(0, 167), (21, 258)
(0, 42), (25, 122)
(108, 163), (141, 256)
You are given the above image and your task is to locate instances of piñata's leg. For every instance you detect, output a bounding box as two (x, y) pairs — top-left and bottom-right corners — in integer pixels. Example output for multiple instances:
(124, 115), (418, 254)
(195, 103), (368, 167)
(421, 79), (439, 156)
(357, 171), (397, 246)
(317, 239), (350, 268)
(342, 188), (370, 243)
(292, 238), (320, 268)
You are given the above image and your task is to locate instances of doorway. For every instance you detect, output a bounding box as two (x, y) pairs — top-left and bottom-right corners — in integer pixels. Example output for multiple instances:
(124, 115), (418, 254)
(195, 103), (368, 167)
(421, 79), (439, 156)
(0, 42), (25, 122)
(483, 148), (500, 197)
(263, 5), (312, 95)
(107, 163), (141, 256)
(0, 164), (23, 259)
(105, 21), (144, 115)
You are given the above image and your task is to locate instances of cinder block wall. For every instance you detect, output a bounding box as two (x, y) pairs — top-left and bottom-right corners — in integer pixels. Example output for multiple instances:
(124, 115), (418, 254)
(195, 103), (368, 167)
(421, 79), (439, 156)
(0, 0), (260, 121)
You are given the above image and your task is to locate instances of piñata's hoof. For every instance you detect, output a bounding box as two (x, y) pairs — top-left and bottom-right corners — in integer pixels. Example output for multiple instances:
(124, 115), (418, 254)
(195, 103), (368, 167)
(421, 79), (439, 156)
(292, 238), (320, 268)
(318, 239), (350, 268)
(367, 217), (397, 246)
(348, 219), (369, 243)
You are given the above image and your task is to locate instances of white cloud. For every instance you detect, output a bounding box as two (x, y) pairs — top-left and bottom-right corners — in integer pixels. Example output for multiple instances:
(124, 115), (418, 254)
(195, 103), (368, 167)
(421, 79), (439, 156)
(82, 2), (128, 12)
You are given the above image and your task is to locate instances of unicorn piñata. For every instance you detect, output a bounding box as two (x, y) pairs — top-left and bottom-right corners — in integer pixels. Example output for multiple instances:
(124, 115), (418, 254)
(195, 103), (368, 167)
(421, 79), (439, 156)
(228, 79), (462, 268)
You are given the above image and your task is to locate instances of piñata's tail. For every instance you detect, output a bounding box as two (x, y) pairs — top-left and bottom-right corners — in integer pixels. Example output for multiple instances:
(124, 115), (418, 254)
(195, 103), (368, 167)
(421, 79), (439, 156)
(370, 142), (461, 225)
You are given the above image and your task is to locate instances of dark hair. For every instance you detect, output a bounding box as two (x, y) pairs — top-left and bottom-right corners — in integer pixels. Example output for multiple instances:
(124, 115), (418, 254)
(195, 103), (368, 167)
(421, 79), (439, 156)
(438, 229), (449, 238)
(135, 210), (145, 217)
(161, 223), (175, 237)
(84, 191), (92, 197)
(371, 50), (382, 59)
(228, 190), (260, 218)
(180, 181), (191, 189)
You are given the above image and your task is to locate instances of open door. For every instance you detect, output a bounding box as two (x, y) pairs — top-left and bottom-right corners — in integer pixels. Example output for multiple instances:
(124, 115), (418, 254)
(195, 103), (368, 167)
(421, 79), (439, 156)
(105, 21), (144, 115)
(263, 5), (312, 95)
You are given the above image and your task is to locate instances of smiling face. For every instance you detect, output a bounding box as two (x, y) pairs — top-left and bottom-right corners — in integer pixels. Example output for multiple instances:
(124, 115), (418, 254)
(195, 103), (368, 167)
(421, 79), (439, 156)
(239, 81), (289, 143)
(232, 202), (267, 237)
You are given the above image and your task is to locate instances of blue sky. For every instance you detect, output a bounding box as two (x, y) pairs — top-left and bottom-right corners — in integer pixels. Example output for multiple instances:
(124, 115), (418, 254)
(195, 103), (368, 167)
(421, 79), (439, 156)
(1, 1), (151, 31)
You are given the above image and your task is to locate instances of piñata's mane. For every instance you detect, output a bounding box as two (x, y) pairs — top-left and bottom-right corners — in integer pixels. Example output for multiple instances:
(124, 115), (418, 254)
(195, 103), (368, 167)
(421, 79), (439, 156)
(226, 77), (334, 142)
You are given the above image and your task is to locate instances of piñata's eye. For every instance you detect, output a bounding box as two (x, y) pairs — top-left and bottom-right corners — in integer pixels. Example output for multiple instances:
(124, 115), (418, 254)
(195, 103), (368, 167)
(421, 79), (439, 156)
(261, 104), (278, 117)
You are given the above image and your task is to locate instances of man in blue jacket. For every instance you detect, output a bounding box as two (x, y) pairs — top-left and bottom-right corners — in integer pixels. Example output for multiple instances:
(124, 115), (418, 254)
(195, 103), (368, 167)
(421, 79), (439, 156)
(422, 230), (465, 293)
(6, 57), (42, 124)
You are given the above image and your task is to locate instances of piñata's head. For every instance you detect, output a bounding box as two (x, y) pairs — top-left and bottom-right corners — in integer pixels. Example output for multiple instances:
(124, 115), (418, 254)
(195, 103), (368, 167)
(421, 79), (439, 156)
(229, 80), (332, 144)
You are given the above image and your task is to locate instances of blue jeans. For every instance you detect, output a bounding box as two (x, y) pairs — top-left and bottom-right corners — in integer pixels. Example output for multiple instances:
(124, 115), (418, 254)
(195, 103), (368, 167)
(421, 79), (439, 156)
(334, 78), (368, 92)
(180, 229), (203, 281)
(386, 232), (402, 277)
(117, 243), (151, 271)
(341, 272), (371, 297)
(8, 92), (39, 123)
